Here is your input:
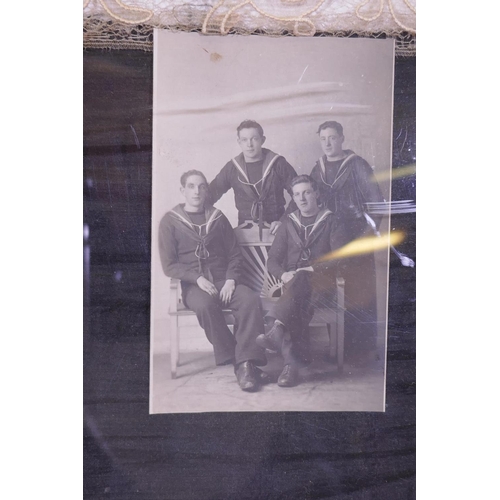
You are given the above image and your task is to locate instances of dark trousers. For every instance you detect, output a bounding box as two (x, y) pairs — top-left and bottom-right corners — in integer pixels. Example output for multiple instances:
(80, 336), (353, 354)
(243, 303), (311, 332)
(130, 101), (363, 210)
(183, 281), (266, 366)
(339, 253), (378, 352)
(268, 270), (349, 364)
(267, 272), (318, 365)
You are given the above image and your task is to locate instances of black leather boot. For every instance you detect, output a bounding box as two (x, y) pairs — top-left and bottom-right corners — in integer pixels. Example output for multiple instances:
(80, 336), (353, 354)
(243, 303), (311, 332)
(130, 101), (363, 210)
(277, 364), (299, 387)
(235, 361), (260, 392)
(256, 322), (285, 352)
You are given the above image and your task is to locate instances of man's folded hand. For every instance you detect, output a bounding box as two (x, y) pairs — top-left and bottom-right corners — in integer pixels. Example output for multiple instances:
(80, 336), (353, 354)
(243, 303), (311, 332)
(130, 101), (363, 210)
(196, 276), (218, 297)
(219, 279), (236, 305)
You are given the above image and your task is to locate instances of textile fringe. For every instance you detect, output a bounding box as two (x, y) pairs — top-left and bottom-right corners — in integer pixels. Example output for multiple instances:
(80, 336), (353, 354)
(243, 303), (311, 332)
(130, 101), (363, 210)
(83, 16), (416, 56)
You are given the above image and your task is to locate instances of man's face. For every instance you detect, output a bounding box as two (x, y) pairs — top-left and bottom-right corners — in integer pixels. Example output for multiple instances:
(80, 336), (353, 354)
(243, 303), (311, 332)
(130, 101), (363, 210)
(319, 127), (344, 159)
(237, 127), (265, 161)
(292, 182), (319, 216)
(181, 175), (208, 209)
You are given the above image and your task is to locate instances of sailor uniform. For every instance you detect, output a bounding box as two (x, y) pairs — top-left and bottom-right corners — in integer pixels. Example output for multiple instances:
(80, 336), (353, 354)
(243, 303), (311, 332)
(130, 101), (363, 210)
(266, 209), (349, 364)
(310, 151), (385, 350)
(310, 150), (384, 236)
(209, 148), (298, 237)
(158, 204), (266, 366)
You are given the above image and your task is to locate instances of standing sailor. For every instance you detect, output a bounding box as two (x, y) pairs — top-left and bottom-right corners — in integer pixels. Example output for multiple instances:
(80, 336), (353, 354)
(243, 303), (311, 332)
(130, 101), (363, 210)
(310, 121), (385, 359)
(209, 120), (298, 239)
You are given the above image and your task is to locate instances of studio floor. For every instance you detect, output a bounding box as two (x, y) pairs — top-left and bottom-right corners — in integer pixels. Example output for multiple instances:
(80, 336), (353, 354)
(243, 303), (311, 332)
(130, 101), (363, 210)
(150, 326), (386, 414)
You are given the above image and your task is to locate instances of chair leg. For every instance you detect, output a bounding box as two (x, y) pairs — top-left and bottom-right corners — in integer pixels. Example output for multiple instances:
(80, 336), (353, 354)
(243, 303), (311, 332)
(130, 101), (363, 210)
(327, 323), (337, 360)
(170, 315), (179, 379)
(337, 318), (344, 374)
(336, 278), (345, 374)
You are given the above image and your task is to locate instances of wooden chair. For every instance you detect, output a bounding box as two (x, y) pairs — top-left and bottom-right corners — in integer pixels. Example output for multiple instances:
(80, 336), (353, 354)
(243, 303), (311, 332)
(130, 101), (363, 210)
(168, 222), (345, 379)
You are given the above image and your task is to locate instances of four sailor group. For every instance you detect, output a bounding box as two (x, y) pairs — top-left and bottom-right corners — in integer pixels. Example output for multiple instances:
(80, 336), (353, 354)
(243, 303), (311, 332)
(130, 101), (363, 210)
(159, 120), (384, 391)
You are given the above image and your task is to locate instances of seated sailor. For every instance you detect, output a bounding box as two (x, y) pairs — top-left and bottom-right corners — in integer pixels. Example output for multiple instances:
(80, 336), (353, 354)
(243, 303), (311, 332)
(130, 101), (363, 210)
(158, 169), (269, 392)
(257, 175), (349, 387)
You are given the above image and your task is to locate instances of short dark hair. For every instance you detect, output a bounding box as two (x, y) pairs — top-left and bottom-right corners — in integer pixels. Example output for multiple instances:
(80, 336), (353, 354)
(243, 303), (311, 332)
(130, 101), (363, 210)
(290, 174), (318, 192)
(317, 121), (343, 136)
(180, 170), (208, 187)
(237, 120), (264, 138)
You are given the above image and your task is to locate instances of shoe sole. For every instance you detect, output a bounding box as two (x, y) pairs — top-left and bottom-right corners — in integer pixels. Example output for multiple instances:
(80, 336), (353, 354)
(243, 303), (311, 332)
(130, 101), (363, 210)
(277, 380), (298, 387)
(240, 384), (259, 392)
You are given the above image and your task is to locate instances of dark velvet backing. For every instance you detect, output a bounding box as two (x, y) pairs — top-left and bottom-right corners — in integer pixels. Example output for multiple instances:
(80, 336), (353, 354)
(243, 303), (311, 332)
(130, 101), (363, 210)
(83, 49), (416, 500)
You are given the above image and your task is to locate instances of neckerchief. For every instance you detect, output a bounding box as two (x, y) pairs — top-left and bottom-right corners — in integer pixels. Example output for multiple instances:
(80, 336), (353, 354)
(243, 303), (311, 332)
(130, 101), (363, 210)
(287, 208), (333, 264)
(168, 204), (223, 279)
(318, 152), (357, 191)
(231, 148), (280, 240)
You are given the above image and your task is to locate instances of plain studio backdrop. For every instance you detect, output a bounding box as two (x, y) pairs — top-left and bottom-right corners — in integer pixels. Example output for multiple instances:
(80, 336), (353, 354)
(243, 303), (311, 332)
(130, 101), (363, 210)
(151, 31), (394, 401)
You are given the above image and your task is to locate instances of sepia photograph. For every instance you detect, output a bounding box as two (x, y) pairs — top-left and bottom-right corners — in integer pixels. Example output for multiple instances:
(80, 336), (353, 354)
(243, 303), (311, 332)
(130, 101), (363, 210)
(150, 30), (395, 413)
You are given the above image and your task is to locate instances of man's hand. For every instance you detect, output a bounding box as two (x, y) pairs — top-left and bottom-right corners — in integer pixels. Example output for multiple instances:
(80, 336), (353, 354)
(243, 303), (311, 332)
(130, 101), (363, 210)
(197, 276), (218, 297)
(281, 271), (296, 284)
(270, 221), (282, 235)
(219, 279), (236, 305)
